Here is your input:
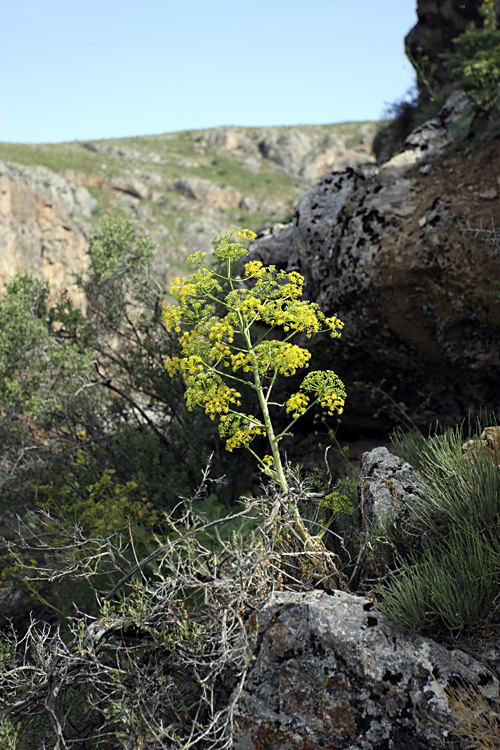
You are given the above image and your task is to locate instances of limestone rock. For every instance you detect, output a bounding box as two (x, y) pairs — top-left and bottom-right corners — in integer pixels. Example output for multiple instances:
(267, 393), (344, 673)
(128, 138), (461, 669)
(108, 175), (151, 200)
(357, 447), (424, 529)
(249, 139), (500, 432)
(174, 177), (241, 210)
(0, 160), (95, 304)
(179, 216), (229, 253)
(233, 590), (499, 749)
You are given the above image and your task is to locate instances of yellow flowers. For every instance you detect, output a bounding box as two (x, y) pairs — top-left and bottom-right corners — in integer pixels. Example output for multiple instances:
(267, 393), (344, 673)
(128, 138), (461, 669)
(185, 373), (241, 420)
(325, 315), (344, 339)
(266, 342), (311, 376)
(244, 260), (266, 279)
(286, 392), (310, 419)
(230, 352), (253, 373)
(161, 229), (346, 489)
(301, 370), (346, 417)
(236, 229), (257, 241)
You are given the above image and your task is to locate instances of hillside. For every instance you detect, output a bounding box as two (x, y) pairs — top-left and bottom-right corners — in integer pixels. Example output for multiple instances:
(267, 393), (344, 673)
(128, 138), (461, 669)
(0, 122), (378, 280)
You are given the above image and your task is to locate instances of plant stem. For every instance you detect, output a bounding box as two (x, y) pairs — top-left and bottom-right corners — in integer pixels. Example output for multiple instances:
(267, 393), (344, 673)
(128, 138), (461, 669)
(242, 324), (288, 492)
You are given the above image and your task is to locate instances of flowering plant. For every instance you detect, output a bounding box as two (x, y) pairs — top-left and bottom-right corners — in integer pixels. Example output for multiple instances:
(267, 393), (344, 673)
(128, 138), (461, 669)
(162, 229), (346, 493)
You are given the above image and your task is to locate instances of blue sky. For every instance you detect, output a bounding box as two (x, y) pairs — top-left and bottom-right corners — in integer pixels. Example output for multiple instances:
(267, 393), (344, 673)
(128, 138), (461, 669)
(1, 0), (418, 144)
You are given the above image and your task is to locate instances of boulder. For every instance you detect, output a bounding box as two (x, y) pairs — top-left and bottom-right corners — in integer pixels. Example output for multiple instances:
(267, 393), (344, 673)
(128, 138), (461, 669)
(357, 447), (424, 530)
(249, 133), (500, 433)
(233, 589), (499, 749)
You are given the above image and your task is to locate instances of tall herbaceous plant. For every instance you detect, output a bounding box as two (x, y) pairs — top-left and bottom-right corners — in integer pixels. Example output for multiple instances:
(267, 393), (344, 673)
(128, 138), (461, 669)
(162, 229), (346, 494)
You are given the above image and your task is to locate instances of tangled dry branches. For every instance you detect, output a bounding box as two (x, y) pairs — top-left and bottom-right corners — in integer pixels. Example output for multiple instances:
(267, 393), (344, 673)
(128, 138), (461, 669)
(0, 465), (356, 748)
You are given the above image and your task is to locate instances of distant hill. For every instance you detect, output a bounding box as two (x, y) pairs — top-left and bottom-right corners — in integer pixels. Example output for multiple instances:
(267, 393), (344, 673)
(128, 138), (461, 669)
(0, 122), (379, 282)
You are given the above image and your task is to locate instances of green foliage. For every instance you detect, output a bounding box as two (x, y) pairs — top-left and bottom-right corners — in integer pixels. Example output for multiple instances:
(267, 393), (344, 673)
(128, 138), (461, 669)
(38, 468), (159, 538)
(379, 526), (499, 632)
(0, 273), (94, 420)
(0, 716), (21, 750)
(442, 25), (500, 113)
(322, 480), (355, 518)
(0, 218), (261, 626)
(162, 229), (346, 492)
(377, 419), (500, 633)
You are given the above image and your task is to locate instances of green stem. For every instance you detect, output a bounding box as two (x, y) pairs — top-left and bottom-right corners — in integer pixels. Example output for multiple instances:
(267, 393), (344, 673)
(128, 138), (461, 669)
(240, 320), (288, 493)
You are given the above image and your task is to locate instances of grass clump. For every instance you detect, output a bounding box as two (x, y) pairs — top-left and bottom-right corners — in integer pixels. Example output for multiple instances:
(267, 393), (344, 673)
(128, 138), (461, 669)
(377, 418), (500, 634)
(437, 677), (500, 749)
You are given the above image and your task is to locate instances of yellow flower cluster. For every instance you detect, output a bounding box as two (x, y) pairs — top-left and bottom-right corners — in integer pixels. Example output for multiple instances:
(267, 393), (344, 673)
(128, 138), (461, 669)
(179, 328), (201, 348)
(272, 343), (311, 376)
(244, 261), (266, 279)
(224, 423), (265, 452)
(239, 296), (264, 317)
(280, 271), (304, 300)
(165, 354), (204, 377)
(186, 380), (242, 419)
(208, 318), (235, 344)
(285, 392), (310, 419)
(162, 304), (182, 332)
(231, 351), (253, 373)
(261, 300), (321, 336)
(300, 370), (347, 417)
(236, 229), (257, 241)
(169, 276), (197, 304)
(325, 315), (344, 339)
(319, 390), (346, 416)
(169, 268), (219, 304)
(219, 413), (265, 451)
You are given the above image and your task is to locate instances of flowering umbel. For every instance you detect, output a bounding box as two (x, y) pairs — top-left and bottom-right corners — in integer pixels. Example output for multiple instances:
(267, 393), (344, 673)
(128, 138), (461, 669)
(162, 230), (346, 491)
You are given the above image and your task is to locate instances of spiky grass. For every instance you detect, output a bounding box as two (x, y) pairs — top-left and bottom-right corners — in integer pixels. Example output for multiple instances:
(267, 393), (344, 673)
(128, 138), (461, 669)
(378, 417), (500, 633)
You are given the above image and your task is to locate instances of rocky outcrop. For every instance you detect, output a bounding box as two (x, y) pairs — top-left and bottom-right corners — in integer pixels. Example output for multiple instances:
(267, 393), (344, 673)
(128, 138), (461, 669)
(357, 446), (424, 530)
(0, 160), (96, 303)
(233, 589), (499, 749)
(249, 110), (500, 433)
(197, 125), (376, 183)
(405, 0), (483, 99)
(174, 177), (242, 209)
(0, 122), (380, 281)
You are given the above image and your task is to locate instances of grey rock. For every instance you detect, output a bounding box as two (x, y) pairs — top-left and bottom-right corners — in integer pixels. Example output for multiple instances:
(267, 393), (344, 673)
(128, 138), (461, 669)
(233, 590), (499, 749)
(109, 176), (151, 200)
(0, 160), (97, 221)
(179, 216), (229, 253)
(250, 153), (500, 431)
(357, 447), (424, 529)
(174, 177), (241, 209)
(384, 91), (474, 171)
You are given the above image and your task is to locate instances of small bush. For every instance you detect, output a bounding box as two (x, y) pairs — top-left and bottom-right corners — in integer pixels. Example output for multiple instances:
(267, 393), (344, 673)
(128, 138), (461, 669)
(442, 25), (500, 114)
(378, 419), (500, 634)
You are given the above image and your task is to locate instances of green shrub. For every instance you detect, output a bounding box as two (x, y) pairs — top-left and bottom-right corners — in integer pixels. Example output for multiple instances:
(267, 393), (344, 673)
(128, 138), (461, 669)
(378, 419), (500, 633)
(442, 25), (500, 113)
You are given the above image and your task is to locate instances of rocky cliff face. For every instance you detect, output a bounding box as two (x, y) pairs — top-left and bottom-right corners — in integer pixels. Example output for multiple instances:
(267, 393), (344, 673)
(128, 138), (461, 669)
(250, 100), (500, 434)
(0, 160), (96, 303)
(405, 0), (483, 98)
(0, 123), (377, 296)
